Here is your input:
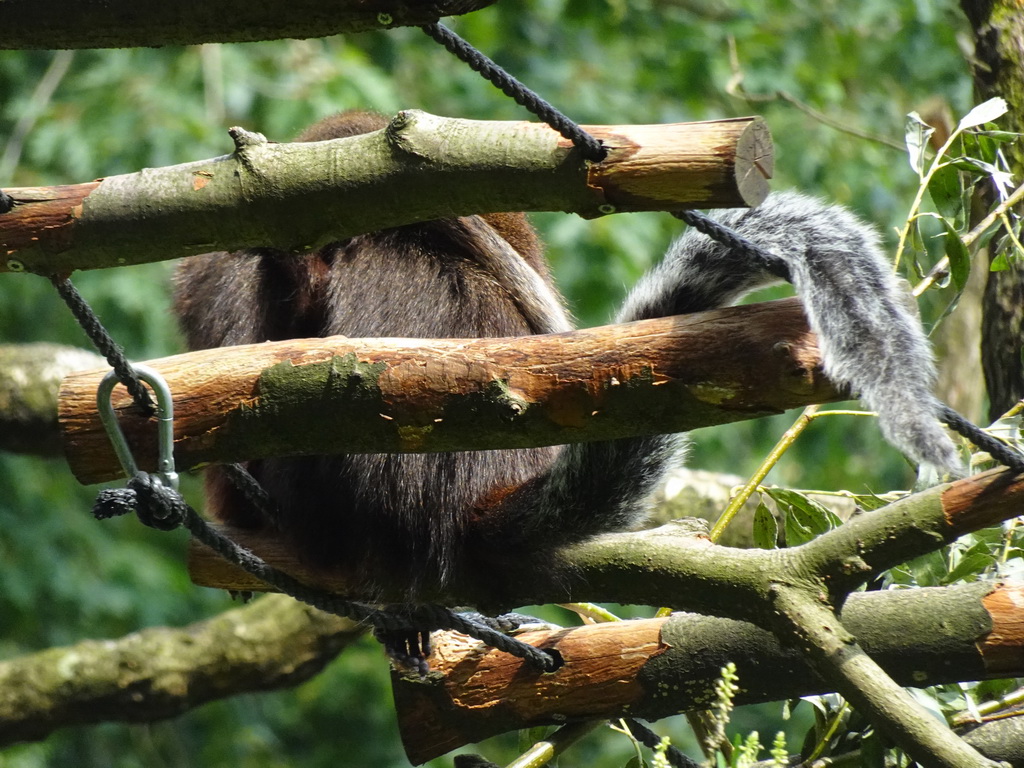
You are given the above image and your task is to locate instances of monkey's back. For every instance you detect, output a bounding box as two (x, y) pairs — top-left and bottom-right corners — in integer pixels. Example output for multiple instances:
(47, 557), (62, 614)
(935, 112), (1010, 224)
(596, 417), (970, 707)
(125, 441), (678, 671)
(174, 216), (562, 592)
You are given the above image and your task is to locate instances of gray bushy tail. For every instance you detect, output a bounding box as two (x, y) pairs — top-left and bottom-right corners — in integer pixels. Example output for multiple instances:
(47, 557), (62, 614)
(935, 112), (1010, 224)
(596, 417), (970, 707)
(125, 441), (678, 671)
(634, 191), (961, 476)
(483, 192), (962, 553)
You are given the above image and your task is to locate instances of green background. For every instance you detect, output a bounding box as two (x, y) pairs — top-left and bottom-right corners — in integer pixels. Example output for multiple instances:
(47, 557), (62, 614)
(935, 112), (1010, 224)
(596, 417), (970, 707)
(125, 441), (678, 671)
(0, 1), (980, 765)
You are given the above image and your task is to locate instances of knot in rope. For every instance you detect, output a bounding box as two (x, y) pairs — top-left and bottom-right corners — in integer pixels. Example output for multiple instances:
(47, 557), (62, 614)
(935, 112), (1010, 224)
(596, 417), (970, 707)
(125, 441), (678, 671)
(412, 605), (561, 672)
(92, 472), (187, 531)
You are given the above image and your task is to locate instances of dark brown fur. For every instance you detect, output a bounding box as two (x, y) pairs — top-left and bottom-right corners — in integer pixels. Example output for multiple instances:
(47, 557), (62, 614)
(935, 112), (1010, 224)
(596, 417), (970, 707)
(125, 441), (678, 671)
(174, 112), (564, 593)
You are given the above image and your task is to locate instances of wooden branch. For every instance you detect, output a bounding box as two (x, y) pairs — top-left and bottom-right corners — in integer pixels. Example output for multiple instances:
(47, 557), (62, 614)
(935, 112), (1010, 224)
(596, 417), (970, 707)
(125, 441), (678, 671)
(59, 298), (835, 485)
(0, 595), (364, 747)
(0, 0), (494, 50)
(392, 582), (1015, 763)
(0, 343), (102, 456)
(179, 467), (1024, 763)
(768, 587), (992, 767)
(799, 468), (1024, 596)
(959, 716), (1024, 766)
(186, 468), (1024, 605)
(0, 112), (772, 274)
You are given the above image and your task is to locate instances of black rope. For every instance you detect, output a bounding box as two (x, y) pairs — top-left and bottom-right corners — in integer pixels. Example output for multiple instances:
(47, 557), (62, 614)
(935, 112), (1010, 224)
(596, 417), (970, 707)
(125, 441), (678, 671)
(50, 276), (155, 414)
(622, 719), (701, 768)
(220, 462), (284, 527)
(0, 189), (13, 214)
(92, 472), (560, 672)
(939, 404), (1024, 473)
(420, 22), (606, 163)
(673, 209), (790, 281)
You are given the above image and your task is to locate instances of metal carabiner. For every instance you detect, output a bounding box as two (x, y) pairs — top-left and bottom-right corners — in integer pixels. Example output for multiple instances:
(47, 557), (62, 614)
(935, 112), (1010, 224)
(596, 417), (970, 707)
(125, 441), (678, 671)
(96, 364), (179, 491)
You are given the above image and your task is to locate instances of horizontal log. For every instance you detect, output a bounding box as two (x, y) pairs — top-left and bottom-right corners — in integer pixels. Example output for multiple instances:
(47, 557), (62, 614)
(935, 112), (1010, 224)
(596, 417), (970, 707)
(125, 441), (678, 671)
(394, 582), (1011, 762)
(0, 343), (103, 456)
(0, 0), (494, 49)
(59, 298), (836, 485)
(1, 113), (771, 274)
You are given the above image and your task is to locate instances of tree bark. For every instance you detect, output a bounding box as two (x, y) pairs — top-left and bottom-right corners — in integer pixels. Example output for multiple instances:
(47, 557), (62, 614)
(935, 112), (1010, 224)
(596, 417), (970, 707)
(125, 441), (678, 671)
(0, 595), (364, 748)
(58, 298), (836, 485)
(0, 113), (771, 275)
(0, 0), (495, 50)
(0, 343), (102, 456)
(960, 0), (1024, 420)
(393, 582), (1018, 763)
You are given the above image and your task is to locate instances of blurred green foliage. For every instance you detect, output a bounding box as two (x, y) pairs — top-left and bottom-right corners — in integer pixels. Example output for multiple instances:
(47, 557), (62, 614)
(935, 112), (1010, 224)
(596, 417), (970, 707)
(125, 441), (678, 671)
(0, 0), (991, 765)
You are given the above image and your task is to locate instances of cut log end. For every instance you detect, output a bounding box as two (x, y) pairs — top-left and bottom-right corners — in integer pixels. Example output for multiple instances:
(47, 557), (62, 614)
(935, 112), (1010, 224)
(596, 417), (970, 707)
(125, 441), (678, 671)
(582, 116), (775, 212)
(734, 117), (774, 207)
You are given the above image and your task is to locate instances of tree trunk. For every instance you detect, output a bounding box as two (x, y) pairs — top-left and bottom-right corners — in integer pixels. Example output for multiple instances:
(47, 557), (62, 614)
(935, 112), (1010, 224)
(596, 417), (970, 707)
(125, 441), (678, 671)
(961, 0), (1024, 421)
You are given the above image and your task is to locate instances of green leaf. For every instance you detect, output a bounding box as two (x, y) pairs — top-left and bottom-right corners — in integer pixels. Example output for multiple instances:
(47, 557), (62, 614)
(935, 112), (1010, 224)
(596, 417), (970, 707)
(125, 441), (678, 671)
(781, 505), (813, 546)
(905, 111), (934, 176)
(974, 133), (1001, 165)
(989, 412), (1024, 441)
(965, 528), (1004, 548)
(943, 551), (996, 584)
(942, 220), (971, 290)
(885, 564), (915, 586)
(845, 492), (898, 512)
(975, 129), (1020, 142)
(958, 97), (1008, 130)
(991, 252), (1011, 271)
(767, 488), (842, 546)
(905, 550), (949, 586)
(752, 501), (779, 549)
(860, 728), (886, 768)
(910, 220), (926, 255)
(948, 156), (999, 176)
(927, 163), (964, 224)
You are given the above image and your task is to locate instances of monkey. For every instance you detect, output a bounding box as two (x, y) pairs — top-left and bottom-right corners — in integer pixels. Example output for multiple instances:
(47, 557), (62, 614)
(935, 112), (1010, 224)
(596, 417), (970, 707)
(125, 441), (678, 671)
(174, 111), (962, 597)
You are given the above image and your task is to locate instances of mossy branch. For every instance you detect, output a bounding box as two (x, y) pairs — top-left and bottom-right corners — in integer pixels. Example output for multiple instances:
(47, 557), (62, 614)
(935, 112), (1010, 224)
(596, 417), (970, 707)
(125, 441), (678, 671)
(0, 343), (102, 456)
(0, 112), (771, 275)
(0, 0), (495, 50)
(58, 298), (835, 484)
(0, 595), (364, 748)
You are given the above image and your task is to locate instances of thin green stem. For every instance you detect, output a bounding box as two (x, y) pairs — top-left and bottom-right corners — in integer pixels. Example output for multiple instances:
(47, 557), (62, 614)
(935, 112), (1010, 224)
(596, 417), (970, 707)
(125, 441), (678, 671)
(505, 720), (603, 768)
(710, 405), (821, 541)
(912, 176), (1024, 297)
(806, 700), (848, 762)
(895, 124), (973, 273)
(710, 408), (875, 542)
